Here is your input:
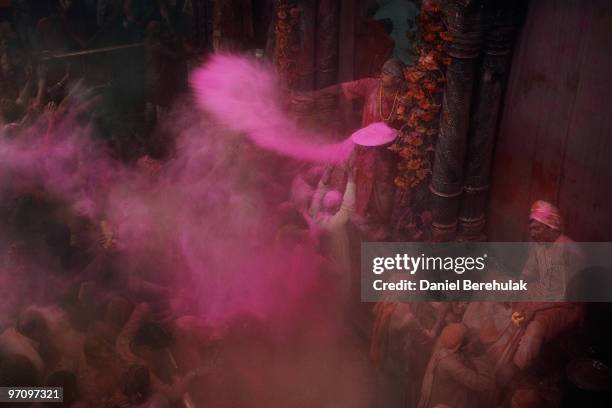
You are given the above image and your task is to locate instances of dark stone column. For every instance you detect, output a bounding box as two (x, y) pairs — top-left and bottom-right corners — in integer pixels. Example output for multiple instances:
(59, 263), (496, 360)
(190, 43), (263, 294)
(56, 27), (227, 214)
(315, 0), (339, 88)
(289, 0), (317, 123)
(294, 0), (317, 91)
(458, 2), (518, 241)
(315, 0), (340, 125)
(191, 0), (215, 51)
(430, 0), (484, 242)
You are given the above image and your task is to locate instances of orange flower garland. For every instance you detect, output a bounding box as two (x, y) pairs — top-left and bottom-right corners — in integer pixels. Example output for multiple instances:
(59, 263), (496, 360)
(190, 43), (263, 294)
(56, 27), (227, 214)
(390, 0), (451, 190)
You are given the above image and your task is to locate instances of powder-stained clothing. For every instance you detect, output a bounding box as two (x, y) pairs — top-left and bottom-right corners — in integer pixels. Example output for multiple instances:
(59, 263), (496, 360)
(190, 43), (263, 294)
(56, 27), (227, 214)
(521, 234), (585, 301)
(340, 78), (397, 222)
(512, 302), (583, 370)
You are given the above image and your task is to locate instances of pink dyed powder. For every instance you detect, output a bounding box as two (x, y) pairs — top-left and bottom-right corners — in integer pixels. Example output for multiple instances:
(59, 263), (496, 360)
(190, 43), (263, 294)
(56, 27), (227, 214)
(191, 54), (354, 164)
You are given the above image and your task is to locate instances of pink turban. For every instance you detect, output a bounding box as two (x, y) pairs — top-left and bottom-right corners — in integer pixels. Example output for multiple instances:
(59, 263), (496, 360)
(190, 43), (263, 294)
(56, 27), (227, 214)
(529, 200), (563, 231)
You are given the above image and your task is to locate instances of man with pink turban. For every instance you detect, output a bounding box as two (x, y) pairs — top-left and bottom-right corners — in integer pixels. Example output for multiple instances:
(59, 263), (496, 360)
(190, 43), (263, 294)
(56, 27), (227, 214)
(521, 200), (584, 301)
(491, 201), (584, 385)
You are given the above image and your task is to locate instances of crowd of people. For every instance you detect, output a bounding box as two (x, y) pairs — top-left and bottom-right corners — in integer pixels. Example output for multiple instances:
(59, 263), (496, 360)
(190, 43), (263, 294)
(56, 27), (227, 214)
(0, 2), (217, 408)
(0, 2), (609, 408)
(1, 0), (199, 163)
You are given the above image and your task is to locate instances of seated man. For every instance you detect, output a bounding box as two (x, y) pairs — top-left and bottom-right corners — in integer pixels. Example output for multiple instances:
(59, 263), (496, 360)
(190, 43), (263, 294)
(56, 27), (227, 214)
(520, 200), (584, 301)
(493, 201), (584, 383)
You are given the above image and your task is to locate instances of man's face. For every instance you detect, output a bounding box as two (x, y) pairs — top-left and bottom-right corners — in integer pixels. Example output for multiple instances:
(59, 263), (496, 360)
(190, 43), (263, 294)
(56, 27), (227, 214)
(529, 219), (557, 242)
(380, 71), (399, 88)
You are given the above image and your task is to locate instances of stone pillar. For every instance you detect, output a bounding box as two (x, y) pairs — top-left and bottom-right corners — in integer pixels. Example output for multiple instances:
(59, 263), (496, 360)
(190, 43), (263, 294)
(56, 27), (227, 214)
(191, 0), (215, 51)
(430, 0), (484, 242)
(289, 0), (317, 123)
(458, 2), (518, 241)
(315, 0), (340, 126)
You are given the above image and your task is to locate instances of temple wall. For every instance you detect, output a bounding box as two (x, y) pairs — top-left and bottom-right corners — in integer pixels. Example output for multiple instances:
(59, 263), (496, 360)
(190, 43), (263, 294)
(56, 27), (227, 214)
(487, 0), (612, 241)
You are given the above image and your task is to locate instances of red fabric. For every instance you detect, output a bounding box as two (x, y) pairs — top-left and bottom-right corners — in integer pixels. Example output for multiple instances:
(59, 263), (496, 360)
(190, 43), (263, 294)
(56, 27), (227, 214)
(341, 78), (397, 217)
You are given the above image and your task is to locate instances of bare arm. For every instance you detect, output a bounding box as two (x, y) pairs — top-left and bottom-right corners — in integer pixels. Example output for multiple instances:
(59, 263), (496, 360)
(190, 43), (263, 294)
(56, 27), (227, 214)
(319, 178), (355, 230)
(315, 84), (342, 97)
(308, 166), (333, 217)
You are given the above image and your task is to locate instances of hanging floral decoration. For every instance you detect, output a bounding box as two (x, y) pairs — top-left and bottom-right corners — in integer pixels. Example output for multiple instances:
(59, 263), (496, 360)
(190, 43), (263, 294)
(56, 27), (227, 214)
(274, 1), (301, 89)
(389, 1), (451, 190)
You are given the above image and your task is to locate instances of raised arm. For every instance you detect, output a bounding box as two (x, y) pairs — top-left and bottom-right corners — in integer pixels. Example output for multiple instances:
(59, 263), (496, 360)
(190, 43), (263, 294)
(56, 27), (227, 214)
(320, 175), (355, 230)
(308, 166), (333, 217)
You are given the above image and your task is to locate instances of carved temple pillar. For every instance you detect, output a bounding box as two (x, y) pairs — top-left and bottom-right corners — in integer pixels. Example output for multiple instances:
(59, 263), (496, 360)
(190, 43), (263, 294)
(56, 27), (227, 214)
(458, 3), (518, 241)
(430, 0), (484, 241)
(315, 0), (340, 125)
(289, 0), (317, 122)
(191, 0), (215, 51)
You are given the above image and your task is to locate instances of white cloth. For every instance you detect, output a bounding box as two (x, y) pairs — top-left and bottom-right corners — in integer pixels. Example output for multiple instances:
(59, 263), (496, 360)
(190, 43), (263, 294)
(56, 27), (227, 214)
(521, 235), (585, 301)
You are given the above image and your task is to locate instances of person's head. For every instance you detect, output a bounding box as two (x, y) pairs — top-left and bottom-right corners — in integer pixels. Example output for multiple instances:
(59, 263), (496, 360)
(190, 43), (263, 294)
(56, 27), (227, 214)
(510, 387), (545, 408)
(529, 200), (562, 242)
(380, 58), (405, 88)
(2, 123), (21, 139)
(46, 370), (78, 406)
(322, 190), (342, 214)
(304, 165), (325, 186)
(17, 308), (49, 345)
(440, 323), (468, 351)
(120, 364), (151, 405)
(450, 301), (468, 317)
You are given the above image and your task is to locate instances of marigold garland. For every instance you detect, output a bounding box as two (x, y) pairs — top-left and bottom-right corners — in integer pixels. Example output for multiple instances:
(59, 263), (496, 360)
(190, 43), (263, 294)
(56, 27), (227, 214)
(273, 1), (301, 88)
(389, 0), (451, 190)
